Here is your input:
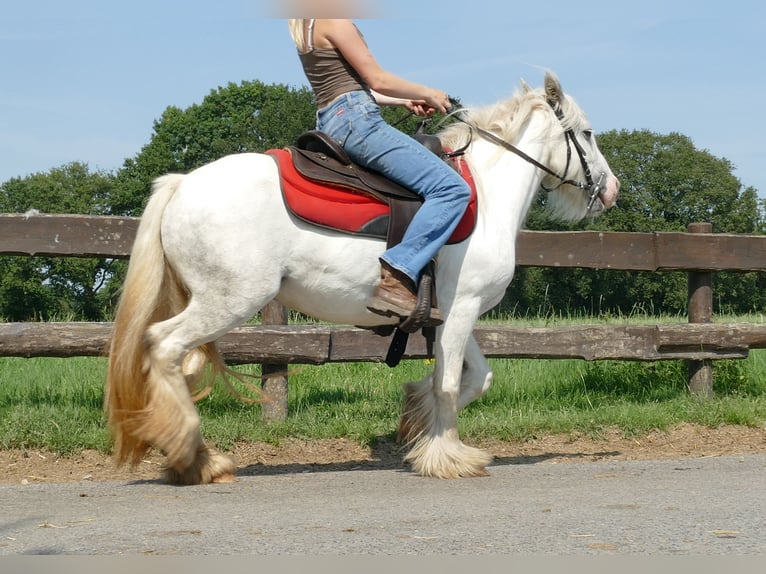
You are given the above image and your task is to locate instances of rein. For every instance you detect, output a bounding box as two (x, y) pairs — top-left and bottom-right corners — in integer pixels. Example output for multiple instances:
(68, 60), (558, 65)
(446, 97), (605, 212)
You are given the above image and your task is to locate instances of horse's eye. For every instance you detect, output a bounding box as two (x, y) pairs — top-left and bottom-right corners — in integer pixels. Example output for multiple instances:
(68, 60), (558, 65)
(583, 129), (593, 139)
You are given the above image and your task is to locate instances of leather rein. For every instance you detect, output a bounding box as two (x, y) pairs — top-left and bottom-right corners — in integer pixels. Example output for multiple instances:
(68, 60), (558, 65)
(444, 97), (606, 212)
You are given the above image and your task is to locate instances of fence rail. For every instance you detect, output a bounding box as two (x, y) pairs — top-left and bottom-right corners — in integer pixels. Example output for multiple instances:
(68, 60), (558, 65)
(1, 321), (766, 363)
(2, 214), (766, 412)
(2, 214), (765, 271)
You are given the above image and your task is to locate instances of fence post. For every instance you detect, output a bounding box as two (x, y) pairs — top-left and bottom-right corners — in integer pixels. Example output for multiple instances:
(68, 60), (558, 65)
(260, 300), (289, 422)
(686, 222), (714, 398)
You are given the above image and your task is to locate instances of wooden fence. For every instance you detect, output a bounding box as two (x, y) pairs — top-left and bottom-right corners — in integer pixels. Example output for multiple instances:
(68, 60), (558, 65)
(2, 214), (766, 417)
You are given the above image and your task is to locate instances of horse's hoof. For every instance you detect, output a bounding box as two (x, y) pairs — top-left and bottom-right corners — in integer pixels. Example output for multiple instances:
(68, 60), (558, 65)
(404, 438), (494, 479)
(164, 448), (236, 485)
(212, 472), (238, 484)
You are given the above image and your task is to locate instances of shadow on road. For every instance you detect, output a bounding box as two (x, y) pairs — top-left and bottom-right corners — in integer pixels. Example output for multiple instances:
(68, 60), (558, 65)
(233, 437), (624, 477)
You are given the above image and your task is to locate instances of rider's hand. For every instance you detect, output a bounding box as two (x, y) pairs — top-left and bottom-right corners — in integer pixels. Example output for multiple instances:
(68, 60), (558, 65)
(404, 100), (435, 116)
(423, 89), (452, 114)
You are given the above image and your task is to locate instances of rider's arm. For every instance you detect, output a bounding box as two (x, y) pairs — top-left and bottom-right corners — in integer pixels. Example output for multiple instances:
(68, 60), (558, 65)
(370, 90), (433, 115)
(318, 19), (451, 114)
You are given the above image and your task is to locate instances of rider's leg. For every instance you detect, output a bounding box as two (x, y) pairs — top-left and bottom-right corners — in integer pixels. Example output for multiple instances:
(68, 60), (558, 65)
(316, 91), (471, 320)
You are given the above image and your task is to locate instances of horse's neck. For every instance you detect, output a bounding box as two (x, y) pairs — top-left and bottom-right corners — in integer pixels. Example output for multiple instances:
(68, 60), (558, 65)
(469, 123), (548, 238)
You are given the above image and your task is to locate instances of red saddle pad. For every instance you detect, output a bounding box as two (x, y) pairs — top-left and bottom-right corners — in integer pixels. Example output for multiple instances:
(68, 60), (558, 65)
(267, 148), (477, 244)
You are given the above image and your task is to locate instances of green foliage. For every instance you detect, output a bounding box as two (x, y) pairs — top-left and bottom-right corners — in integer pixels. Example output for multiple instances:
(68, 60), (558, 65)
(0, 164), (119, 320)
(0, 81), (315, 319)
(1, 79), (764, 322)
(596, 130), (759, 233)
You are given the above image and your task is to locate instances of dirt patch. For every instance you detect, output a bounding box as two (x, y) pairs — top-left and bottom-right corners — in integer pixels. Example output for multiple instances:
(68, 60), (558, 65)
(1, 423), (764, 485)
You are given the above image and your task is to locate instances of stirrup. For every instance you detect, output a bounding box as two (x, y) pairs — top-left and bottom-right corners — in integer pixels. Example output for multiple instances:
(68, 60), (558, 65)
(398, 272), (442, 333)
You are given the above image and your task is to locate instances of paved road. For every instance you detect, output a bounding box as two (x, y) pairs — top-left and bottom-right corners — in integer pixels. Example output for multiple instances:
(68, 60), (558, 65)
(1, 454), (764, 555)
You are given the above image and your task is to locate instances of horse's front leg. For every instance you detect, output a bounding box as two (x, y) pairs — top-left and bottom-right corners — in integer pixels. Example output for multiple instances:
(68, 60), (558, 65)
(402, 316), (494, 478)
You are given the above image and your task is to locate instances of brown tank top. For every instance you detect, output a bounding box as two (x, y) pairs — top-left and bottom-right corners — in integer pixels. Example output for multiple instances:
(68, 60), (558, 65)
(297, 20), (369, 107)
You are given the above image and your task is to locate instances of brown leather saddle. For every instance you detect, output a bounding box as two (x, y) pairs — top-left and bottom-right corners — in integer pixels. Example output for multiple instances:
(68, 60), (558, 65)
(288, 130), (445, 249)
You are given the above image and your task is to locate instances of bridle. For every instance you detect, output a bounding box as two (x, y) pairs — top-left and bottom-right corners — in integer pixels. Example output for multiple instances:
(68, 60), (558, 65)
(445, 97), (606, 212)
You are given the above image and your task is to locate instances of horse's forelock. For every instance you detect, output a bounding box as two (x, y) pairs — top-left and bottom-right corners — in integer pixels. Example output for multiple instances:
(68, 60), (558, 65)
(556, 93), (586, 132)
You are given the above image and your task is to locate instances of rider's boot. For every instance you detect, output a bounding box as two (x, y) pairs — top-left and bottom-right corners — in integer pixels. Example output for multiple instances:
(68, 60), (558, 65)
(367, 262), (443, 326)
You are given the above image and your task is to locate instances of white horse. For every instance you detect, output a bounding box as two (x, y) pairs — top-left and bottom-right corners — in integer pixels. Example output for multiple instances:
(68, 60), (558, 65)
(106, 72), (620, 484)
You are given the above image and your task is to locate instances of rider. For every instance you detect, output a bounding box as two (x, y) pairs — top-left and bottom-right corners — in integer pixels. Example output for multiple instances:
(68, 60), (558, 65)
(288, 18), (471, 326)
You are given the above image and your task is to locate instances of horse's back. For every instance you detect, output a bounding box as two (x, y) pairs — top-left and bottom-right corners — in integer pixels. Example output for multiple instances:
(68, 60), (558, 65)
(166, 152), (282, 221)
(183, 152), (279, 198)
(159, 152), (291, 276)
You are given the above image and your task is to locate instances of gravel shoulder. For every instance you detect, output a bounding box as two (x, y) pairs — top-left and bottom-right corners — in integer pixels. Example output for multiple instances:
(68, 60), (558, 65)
(2, 423), (764, 484)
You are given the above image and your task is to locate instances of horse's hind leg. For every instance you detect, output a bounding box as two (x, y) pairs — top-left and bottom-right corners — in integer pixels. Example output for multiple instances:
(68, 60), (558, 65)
(140, 300), (257, 484)
(457, 336), (493, 411)
(397, 373), (434, 445)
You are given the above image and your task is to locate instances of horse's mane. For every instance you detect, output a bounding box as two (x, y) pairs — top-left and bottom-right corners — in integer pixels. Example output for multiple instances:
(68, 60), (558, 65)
(438, 80), (581, 152)
(438, 77), (592, 222)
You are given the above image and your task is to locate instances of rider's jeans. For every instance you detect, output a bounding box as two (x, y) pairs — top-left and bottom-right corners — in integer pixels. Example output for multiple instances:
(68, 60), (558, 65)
(316, 90), (471, 284)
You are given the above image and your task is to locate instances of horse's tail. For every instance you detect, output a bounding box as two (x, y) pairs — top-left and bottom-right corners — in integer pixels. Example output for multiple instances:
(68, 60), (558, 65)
(105, 174), (225, 467)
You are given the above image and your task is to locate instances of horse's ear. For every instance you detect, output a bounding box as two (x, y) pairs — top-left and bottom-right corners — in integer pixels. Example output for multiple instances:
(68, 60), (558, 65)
(519, 78), (531, 93)
(544, 71), (564, 108)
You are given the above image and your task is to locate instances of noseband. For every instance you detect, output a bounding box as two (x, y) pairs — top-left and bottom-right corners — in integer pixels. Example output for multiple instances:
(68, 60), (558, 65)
(447, 98), (606, 212)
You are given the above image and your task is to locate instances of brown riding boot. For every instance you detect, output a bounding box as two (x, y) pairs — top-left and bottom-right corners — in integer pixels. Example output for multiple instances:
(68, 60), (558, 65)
(367, 262), (443, 325)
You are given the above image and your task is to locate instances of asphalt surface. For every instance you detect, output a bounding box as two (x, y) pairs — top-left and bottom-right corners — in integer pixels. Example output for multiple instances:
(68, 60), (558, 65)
(1, 454), (764, 555)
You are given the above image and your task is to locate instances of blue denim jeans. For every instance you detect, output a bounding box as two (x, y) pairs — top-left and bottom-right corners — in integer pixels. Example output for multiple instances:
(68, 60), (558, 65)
(316, 90), (471, 284)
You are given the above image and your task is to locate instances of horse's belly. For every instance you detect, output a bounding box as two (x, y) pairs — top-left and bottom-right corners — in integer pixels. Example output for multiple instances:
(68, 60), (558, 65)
(277, 249), (396, 327)
(277, 287), (394, 326)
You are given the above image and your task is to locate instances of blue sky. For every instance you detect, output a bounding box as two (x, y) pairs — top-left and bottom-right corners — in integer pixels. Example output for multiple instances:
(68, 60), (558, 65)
(2, 0), (764, 199)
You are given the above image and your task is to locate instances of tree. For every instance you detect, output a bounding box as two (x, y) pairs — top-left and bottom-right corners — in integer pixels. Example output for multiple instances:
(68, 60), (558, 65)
(0, 163), (119, 320)
(112, 80), (315, 215)
(4, 88), (762, 321)
(596, 130), (760, 234)
(1, 81), (316, 319)
(501, 130), (765, 317)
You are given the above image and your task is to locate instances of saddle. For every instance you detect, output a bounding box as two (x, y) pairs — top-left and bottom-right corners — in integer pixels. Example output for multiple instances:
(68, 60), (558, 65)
(266, 130), (478, 366)
(268, 130), (477, 247)
(290, 131), (432, 247)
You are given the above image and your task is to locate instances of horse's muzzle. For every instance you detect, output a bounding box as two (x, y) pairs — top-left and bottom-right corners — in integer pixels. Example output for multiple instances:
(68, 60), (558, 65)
(590, 172), (620, 211)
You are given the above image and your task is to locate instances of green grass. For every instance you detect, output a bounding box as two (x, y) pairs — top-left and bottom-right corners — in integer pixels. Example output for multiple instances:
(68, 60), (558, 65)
(0, 357), (110, 453)
(464, 357), (766, 441)
(1, 339), (764, 455)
